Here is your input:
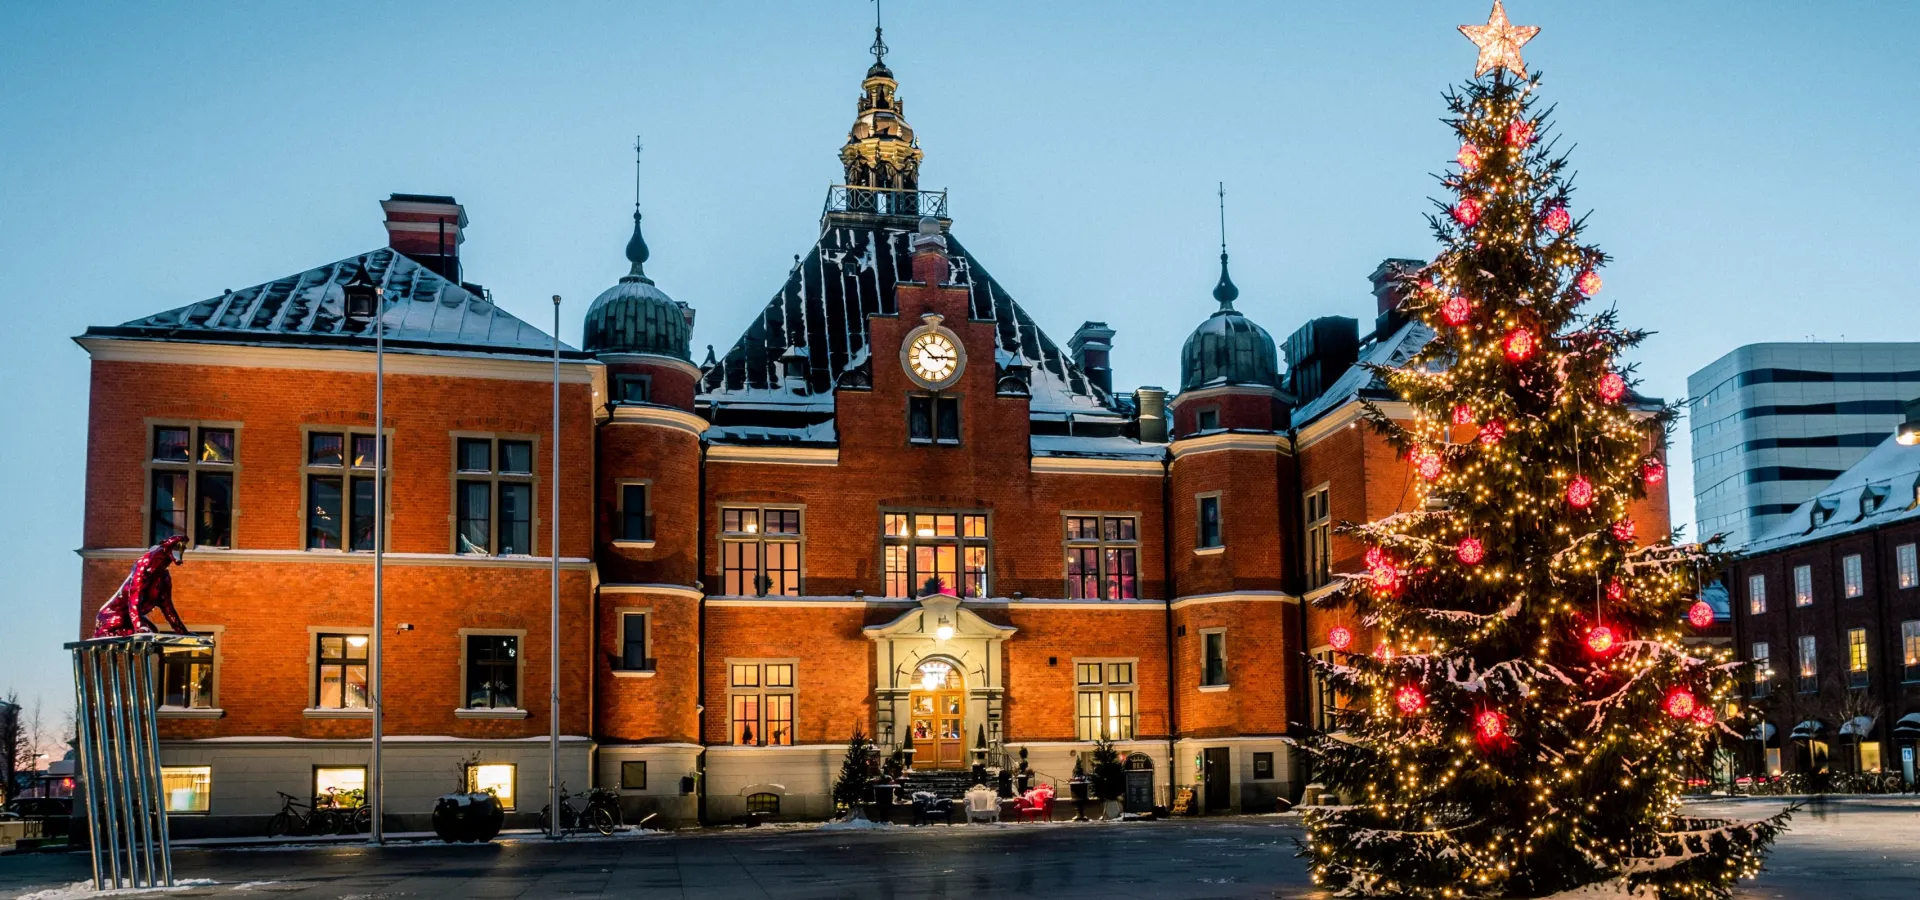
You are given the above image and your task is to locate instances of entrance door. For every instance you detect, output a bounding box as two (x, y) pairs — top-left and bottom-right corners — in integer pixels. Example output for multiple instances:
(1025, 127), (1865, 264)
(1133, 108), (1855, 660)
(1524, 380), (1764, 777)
(1202, 747), (1231, 813)
(908, 661), (966, 768)
(1124, 753), (1155, 812)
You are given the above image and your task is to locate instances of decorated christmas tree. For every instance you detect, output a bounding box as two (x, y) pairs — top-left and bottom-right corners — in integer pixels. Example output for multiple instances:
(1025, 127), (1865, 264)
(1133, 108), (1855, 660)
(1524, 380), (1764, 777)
(1301, 5), (1788, 898)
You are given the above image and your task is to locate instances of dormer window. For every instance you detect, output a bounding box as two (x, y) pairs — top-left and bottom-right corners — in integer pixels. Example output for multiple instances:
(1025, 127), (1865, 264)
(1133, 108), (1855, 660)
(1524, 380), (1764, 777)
(1863, 486), (1890, 516)
(1197, 408), (1221, 432)
(613, 374), (651, 405)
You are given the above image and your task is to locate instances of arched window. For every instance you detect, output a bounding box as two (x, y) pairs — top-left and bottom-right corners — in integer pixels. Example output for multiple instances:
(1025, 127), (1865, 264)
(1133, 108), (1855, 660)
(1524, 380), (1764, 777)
(746, 792), (781, 815)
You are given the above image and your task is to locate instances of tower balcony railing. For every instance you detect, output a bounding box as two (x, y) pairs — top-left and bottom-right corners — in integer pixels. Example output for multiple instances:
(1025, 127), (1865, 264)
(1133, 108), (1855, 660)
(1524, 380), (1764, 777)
(824, 185), (949, 220)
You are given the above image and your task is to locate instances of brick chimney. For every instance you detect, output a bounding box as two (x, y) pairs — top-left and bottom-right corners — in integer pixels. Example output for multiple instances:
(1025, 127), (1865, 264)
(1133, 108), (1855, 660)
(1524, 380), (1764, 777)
(1069, 321), (1117, 397)
(1368, 257), (1425, 339)
(381, 194), (468, 283)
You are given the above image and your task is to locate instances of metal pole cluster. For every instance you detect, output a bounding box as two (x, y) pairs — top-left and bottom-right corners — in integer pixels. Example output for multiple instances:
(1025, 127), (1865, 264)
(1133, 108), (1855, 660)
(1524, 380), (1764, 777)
(67, 635), (207, 890)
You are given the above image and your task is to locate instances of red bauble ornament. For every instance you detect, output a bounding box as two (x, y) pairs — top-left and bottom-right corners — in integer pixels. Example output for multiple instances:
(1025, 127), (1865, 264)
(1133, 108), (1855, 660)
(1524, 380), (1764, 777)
(1474, 709), (1506, 742)
(1598, 371), (1627, 403)
(1371, 564), (1400, 593)
(1453, 197), (1483, 227)
(1566, 474), (1595, 508)
(1373, 642), (1395, 660)
(1642, 457), (1667, 486)
(1585, 625), (1616, 656)
(1612, 518), (1637, 542)
(1364, 546), (1388, 570)
(1543, 205), (1571, 233)
(1477, 418), (1506, 446)
(1692, 706), (1717, 728)
(1452, 404), (1476, 426)
(1607, 578), (1628, 603)
(1412, 447), (1444, 481)
(1395, 684), (1426, 715)
(1578, 270), (1604, 296)
(1506, 119), (1536, 147)
(1456, 537), (1486, 566)
(1328, 626), (1354, 652)
(1687, 600), (1716, 629)
(1664, 688), (1697, 719)
(1503, 327), (1536, 362)
(1441, 294), (1474, 327)
(1457, 142), (1482, 172)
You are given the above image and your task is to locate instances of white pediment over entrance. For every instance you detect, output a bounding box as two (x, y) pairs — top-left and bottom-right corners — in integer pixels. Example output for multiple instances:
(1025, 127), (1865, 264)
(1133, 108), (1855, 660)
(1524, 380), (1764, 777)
(862, 594), (1017, 642)
(863, 595), (1016, 755)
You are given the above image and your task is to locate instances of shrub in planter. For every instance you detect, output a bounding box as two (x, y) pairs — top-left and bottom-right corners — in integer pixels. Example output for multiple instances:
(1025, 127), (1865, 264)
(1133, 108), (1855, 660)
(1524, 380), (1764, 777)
(1068, 755), (1091, 802)
(432, 791), (504, 843)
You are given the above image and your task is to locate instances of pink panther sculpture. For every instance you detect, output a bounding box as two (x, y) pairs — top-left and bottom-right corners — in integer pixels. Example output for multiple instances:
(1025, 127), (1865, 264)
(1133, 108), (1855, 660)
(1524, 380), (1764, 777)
(91, 535), (195, 638)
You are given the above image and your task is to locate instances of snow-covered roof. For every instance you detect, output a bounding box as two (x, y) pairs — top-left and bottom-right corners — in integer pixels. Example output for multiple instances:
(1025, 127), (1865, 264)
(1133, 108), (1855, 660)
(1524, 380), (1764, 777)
(697, 223), (1111, 415)
(1743, 434), (1920, 554)
(87, 248), (579, 360)
(1030, 434), (1165, 460)
(1290, 319), (1435, 427)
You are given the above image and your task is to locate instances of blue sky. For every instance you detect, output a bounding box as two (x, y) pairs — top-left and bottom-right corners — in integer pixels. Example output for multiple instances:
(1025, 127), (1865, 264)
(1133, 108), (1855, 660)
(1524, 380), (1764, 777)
(3, 1), (1917, 720)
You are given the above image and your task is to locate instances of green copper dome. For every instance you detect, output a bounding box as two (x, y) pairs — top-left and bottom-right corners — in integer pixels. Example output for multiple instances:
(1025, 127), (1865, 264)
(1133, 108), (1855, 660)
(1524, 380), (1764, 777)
(1179, 252), (1280, 392)
(582, 211), (691, 360)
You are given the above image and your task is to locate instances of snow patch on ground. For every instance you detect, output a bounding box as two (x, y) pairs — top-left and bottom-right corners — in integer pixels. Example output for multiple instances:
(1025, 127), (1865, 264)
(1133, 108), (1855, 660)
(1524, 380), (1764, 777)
(1539, 881), (1654, 899)
(816, 817), (894, 832)
(11, 879), (219, 900)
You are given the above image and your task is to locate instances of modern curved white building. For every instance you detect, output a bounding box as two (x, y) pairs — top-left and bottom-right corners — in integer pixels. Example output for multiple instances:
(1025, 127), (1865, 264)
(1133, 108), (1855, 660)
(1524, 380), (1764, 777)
(1690, 343), (1920, 547)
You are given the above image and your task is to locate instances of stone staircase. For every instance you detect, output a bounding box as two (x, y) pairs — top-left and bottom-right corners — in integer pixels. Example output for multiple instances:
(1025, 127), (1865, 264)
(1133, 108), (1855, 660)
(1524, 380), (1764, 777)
(901, 768), (996, 798)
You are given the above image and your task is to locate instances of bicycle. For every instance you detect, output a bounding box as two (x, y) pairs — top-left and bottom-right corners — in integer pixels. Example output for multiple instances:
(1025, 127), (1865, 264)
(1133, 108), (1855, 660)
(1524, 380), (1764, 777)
(538, 783), (616, 836)
(318, 787), (374, 835)
(266, 791), (338, 838)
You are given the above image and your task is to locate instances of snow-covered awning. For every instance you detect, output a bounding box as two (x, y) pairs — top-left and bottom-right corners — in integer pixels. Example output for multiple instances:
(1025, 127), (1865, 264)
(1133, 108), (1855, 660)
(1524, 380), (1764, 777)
(1746, 722), (1776, 743)
(1893, 713), (1920, 736)
(1790, 720), (1825, 739)
(1838, 715), (1877, 738)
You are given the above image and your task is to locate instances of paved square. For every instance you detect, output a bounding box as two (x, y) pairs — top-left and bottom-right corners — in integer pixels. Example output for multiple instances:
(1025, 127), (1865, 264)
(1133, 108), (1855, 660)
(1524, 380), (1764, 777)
(2, 799), (1915, 900)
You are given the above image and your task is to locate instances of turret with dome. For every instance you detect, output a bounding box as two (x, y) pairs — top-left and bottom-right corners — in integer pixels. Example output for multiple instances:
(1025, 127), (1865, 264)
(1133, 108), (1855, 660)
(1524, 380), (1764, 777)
(1171, 187), (1287, 438)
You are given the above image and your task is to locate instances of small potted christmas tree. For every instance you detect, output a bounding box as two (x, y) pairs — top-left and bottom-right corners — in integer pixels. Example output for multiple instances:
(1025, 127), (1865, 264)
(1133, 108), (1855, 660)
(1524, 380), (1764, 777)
(831, 725), (873, 821)
(1091, 738), (1126, 820)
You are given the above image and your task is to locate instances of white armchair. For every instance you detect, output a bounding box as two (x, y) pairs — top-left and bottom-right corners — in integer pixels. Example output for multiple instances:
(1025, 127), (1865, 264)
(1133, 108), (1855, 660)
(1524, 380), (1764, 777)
(964, 785), (1000, 824)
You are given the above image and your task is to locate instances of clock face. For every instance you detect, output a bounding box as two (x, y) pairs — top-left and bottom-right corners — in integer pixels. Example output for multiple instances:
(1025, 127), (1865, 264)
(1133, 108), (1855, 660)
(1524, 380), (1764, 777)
(907, 332), (960, 386)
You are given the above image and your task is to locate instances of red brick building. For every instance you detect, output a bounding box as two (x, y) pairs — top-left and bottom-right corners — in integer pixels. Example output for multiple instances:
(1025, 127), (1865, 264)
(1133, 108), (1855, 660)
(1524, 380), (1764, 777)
(77, 38), (1672, 832)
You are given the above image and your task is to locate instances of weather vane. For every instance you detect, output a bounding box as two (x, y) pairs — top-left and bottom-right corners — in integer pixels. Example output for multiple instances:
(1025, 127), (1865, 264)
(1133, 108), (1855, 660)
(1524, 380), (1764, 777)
(1459, 0), (1539, 78)
(870, 0), (888, 64)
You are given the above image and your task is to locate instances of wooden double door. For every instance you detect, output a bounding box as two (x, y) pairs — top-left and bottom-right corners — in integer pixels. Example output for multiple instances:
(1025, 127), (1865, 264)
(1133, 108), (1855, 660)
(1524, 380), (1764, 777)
(908, 664), (966, 768)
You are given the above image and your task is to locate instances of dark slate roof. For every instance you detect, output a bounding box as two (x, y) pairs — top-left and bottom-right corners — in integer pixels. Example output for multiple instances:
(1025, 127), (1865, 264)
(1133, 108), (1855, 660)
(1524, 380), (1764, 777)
(697, 224), (1111, 414)
(86, 248), (582, 360)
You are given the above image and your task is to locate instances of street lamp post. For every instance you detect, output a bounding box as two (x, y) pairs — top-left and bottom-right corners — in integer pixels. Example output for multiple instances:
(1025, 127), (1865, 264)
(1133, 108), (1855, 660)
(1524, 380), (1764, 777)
(343, 261), (386, 845)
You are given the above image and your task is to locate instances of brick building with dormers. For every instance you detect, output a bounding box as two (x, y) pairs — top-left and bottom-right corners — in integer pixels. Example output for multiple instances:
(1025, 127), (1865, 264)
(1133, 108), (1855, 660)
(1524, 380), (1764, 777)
(75, 34), (1673, 833)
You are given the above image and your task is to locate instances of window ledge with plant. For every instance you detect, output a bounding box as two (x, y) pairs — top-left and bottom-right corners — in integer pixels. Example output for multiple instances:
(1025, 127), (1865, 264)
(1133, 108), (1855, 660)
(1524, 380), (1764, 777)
(456, 707), (531, 720)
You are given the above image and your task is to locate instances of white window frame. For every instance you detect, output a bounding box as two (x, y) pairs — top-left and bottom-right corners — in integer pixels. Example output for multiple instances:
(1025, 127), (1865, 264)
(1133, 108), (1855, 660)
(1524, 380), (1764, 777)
(1073, 658), (1139, 741)
(1751, 642), (1771, 698)
(1748, 573), (1767, 615)
(1902, 620), (1920, 683)
(450, 432), (539, 556)
(146, 420), (242, 549)
(614, 607), (654, 676)
(727, 658), (797, 746)
(1797, 634), (1817, 693)
(1897, 543), (1917, 590)
(1195, 492), (1224, 552)
(1843, 554), (1864, 598)
(1304, 485), (1332, 590)
(1062, 513), (1141, 600)
(719, 506), (806, 597)
(1793, 564), (1813, 607)
(1199, 628), (1229, 690)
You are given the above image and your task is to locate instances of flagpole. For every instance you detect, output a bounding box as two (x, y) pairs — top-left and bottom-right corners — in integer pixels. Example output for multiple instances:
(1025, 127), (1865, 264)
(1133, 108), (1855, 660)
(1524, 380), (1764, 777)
(549, 294), (562, 838)
(370, 280), (385, 846)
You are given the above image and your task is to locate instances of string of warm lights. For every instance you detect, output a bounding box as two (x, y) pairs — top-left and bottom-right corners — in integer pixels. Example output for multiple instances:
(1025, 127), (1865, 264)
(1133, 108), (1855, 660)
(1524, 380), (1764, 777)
(1295, 10), (1789, 895)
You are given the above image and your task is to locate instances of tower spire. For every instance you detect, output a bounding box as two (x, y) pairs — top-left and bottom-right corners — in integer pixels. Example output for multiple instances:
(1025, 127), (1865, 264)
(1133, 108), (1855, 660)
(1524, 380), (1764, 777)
(623, 137), (652, 284)
(840, 9), (921, 192)
(870, 0), (887, 68)
(1213, 182), (1238, 310)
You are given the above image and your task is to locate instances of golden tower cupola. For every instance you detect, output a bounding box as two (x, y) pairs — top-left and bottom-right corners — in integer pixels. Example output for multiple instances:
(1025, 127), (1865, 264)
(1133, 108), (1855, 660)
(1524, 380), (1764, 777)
(839, 24), (922, 191)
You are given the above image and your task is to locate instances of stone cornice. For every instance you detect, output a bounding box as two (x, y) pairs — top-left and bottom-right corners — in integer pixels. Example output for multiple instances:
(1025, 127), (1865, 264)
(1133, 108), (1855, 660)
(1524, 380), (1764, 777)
(1029, 456), (1164, 477)
(705, 444), (839, 466)
(1168, 590), (1299, 610)
(77, 336), (597, 385)
(1292, 398), (1414, 452)
(599, 583), (703, 601)
(1168, 432), (1290, 460)
(595, 353), (703, 379)
(607, 404), (708, 435)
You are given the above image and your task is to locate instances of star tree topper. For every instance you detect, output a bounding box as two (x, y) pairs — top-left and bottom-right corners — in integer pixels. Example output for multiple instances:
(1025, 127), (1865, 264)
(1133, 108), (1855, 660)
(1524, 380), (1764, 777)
(1459, 0), (1539, 78)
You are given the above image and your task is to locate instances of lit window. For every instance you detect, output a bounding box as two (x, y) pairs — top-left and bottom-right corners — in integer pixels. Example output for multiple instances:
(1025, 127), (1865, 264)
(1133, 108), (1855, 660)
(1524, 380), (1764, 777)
(467, 763), (516, 811)
(304, 431), (386, 551)
(1196, 495), (1223, 549)
(620, 761), (647, 791)
(1751, 642), (1770, 698)
(1064, 515), (1138, 600)
(1848, 628), (1869, 689)
(454, 435), (535, 555)
(1904, 621), (1920, 683)
(161, 765), (211, 813)
(150, 424), (237, 548)
(1793, 565), (1813, 607)
(1074, 660), (1137, 741)
(618, 483), (652, 542)
(1304, 487), (1332, 589)
(1748, 573), (1767, 615)
(882, 511), (989, 598)
(1797, 635), (1817, 694)
(720, 507), (802, 596)
(729, 661), (796, 746)
(315, 633), (370, 710)
(161, 641), (215, 709)
(745, 792), (780, 815)
(1897, 544), (1917, 590)
(465, 634), (520, 709)
(1843, 554), (1864, 598)
(1312, 649), (1342, 730)
(1202, 630), (1228, 687)
(314, 766), (366, 809)
(908, 395), (960, 444)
